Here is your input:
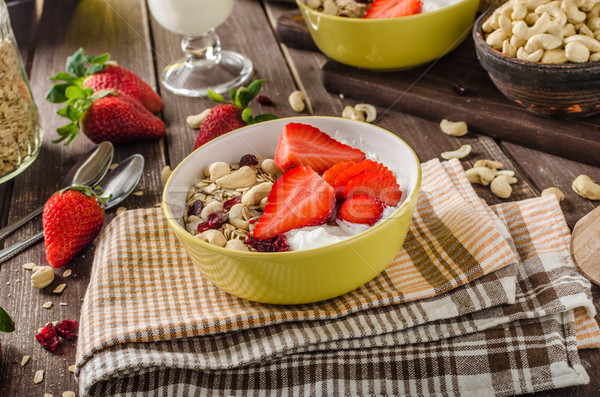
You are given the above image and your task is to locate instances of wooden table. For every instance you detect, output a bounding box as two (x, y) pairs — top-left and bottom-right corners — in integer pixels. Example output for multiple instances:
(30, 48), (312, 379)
(1, 0), (599, 395)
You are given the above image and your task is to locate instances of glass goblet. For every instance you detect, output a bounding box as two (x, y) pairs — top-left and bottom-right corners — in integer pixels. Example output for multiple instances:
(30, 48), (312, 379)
(148, 0), (253, 97)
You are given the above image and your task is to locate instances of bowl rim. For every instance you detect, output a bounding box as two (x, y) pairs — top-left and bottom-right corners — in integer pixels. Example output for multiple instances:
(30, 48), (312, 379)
(472, 5), (600, 71)
(296, 0), (476, 23)
(162, 116), (422, 258)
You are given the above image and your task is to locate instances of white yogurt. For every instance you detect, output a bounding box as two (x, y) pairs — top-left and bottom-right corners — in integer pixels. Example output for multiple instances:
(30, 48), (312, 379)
(147, 0), (234, 36)
(421, 0), (463, 13)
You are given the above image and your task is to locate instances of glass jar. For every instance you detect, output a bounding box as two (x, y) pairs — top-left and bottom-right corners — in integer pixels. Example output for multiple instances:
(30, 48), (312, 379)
(0, 0), (41, 184)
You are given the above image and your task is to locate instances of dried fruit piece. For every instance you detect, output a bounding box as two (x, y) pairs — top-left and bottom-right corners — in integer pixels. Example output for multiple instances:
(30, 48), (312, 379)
(187, 200), (204, 217)
(245, 234), (289, 252)
(223, 196), (242, 210)
(207, 211), (229, 228)
(239, 154), (259, 167)
(338, 195), (384, 225)
(55, 319), (79, 340)
(36, 323), (59, 351)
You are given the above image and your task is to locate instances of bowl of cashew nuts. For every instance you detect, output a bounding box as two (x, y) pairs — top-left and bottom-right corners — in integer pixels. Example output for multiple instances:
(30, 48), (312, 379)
(473, 0), (600, 118)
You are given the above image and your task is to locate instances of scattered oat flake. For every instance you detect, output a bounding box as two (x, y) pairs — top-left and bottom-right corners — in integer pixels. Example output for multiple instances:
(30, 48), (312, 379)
(53, 283), (66, 294)
(154, 202), (161, 207)
(109, 162), (119, 170)
(133, 190), (143, 196)
(60, 302), (67, 306)
(44, 394), (53, 397)
(33, 369), (44, 384)
(14, 268), (18, 272)
(6, 281), (10, 285)
(63, 269), (72, 278)
(42, 302), (53, 309)
(68, 365), (75, 373)
(7, 294), (11, 297)
(20, 355), (30, 367)
(62, 392), (75, 397)
(116, 207), (126, 215)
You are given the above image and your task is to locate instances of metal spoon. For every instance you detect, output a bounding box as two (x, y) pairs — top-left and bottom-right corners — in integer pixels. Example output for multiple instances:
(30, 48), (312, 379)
(0, 142), (115, 241)
(0, 154), (144, 264)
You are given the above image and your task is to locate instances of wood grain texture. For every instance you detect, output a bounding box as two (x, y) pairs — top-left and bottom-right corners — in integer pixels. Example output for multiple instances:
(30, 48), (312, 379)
(571, 206), (600, 286)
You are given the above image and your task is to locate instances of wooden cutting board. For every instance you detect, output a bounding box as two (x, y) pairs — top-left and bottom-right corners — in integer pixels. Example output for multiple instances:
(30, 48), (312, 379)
(277, 11), (600, 168)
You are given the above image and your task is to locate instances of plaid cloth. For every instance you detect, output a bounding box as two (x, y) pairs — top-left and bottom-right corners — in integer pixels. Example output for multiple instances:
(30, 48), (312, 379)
(76, 159), (600, 396)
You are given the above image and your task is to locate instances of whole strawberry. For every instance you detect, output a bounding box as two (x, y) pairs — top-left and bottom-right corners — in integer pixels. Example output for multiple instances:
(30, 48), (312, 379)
(47, 49), (163, 113)
(43, 186), (107, 268)
(193, 79), (277, 150)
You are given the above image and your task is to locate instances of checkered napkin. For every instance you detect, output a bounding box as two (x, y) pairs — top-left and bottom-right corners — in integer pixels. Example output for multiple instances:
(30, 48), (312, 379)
(76, 159), (600, 396)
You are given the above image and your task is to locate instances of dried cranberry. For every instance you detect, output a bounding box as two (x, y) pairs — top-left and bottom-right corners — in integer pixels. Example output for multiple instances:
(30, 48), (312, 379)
(197, 221), (211, 233)
(245, 234), (289, 252)
(223, 196), (242, 210)
(239, 154), (258, 167)
(207, 211), (229, 228)
(453, 83), (466, 95)
(187, 200), (204, 217)
(36, 323), (59, 351)
(256, 95), (274, 106)
(55, 319), (79, 340)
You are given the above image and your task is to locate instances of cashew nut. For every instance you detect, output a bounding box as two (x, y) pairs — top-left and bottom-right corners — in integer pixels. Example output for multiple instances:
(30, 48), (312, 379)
(590, 52), (600, 61)
(466, 166), (497, 186)
(161, 165), (172, 185)
(342, 106), (355, 119)
(242, 182), (273, 206)
(564, 34), (600, 51)
(474, 159), (504, 169)
(260, 196), (269, 210)
(512, 3), (529, 19)
(541, 186), (565, 201)
(230, 218), (250, 231)
(494, 169), (516, 177)
(562, 0), (587, 22)
(215, 166), (256, 189)
(503, 40), (518, 56)
(512, 12), (551, 40)
(535, 2), (567, 25)
(229, 203), (249, 220)
(260, 158), (281, 176)
(526, 0), (552, 11)
(208, 162), (231, 182)
(441, 144), (472, 160)
(588, 16), (600, 30)
(322, 0), (337, 15)
(196, 229), (227, 247)
(354, 104), (377, 123)
(524, 33), (563, 52)
(289, 90), (308, 113)
(439, 119), (468, 136)
(491, 175), (517, 198)
(541, 48), (568, 63)
(517, 47), (544, 61)
(31, 266), (55, 289)
(572, 174), (600, 199)
(565, 41), (590, 61)
(225, 239), (249, 251)
(186, 108), (212, 128)
(499, 14), (513, 36)
(487, 29), (508, 48)
(200, 201), (224, 219)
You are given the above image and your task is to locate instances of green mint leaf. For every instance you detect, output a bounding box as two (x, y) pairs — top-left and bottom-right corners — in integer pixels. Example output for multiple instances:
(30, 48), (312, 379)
(67, 48), (86, 77)
(0, 307), (15, 333)
(65, 85), (87, 100)
(246, 79), (264, 99)
(208, 89), (225, 103)
(241, 107), (253, 123)
(46, 83), (70, 103)
(253, 113), (279, 123)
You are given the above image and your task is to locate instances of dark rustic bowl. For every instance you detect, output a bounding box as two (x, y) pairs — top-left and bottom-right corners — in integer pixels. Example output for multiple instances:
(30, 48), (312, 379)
(472, 7), (600, 118)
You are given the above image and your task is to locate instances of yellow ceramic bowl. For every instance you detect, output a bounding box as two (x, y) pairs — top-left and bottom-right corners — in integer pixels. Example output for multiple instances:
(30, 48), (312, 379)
(296, 0), (479, 70)
(162, 117), (421, 304)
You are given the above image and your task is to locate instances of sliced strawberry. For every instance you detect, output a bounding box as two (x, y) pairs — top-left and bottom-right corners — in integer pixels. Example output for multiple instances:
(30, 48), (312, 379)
(364, 0), (422, 19)
(338, 195), (384, 226)
(322, 161), (357, 186)
(253, 166), (335, 240)
(333, 159), (390, 191)
(343, 171), (402, 206)
(274, 123), (365, 174)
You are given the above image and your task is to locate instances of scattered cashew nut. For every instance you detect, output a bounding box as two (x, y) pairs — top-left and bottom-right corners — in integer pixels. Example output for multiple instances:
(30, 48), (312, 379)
(572, 174), (600, 200)
(441, 144), (472, 160)
(440, 119), (468, 136)
(215, 166), (256, 189)
(541, 186), (565, 201)
(491, 175), (518, 198)
(474, 159), (504, 169)
(354, 104), (377, 123)
(289, 90), (308, 113)
(186, 108), (212, 128)
(466, 166), (497, 186)
(31, 266), (54, 289)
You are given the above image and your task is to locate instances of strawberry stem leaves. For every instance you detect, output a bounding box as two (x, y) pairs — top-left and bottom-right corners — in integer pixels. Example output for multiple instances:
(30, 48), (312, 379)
(206, 79), (278, 125)
(0, 306), (15, 333)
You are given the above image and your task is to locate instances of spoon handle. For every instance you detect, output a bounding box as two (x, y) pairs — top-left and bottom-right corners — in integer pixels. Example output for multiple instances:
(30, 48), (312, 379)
(0, 205), (44, 241)
(0, 231), (44, 264)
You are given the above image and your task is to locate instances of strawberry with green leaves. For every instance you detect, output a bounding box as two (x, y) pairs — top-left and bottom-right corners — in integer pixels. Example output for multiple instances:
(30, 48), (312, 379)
(47, 49), (165, 145)
(43, 186), (108, 268)
(0, 306), (15, 358)
(193, 79), (277, 150)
